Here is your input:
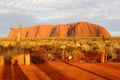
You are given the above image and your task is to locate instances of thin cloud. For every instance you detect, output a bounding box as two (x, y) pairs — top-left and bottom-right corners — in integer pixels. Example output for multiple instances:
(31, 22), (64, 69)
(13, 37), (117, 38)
(0, 0), (120, 36)
(1, 0), (120, 21)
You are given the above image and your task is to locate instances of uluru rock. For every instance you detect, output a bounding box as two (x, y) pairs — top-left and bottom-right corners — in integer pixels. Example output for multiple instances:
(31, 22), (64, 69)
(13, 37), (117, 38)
(8, 22), (111, 38)
(72, 22), (111, 37)
(50, 24), (71, 37)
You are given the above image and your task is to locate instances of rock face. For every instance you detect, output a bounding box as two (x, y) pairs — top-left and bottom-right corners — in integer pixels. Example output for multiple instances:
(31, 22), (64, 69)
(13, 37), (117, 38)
(8, 22), (111, 38)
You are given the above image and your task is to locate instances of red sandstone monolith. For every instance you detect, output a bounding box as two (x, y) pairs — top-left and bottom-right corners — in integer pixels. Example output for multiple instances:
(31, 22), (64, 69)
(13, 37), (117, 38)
(8, 22), (111, 38)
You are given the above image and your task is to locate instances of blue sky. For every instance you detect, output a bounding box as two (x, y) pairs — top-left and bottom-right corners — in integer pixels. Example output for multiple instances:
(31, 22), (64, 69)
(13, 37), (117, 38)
(0, 0), (120, 37)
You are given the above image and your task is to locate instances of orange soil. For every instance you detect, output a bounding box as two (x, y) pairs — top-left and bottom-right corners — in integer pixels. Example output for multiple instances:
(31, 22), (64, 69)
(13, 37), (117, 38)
(0, 62), (120, 80)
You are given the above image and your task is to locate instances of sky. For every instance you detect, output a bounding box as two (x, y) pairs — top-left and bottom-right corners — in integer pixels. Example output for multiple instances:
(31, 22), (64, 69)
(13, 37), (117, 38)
(0, 0), (120, 37)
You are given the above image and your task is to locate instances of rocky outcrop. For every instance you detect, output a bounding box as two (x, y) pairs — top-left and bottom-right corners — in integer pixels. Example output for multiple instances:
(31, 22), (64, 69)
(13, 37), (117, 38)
(8, 22), (111, 38)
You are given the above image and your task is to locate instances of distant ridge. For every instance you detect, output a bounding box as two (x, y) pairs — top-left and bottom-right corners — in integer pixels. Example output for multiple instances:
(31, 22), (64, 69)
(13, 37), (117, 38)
(8, 22), (111, 38)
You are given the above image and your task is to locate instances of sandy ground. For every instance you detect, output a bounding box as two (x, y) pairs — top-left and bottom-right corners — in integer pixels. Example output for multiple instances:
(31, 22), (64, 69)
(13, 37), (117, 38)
(0, 62), (120, 80)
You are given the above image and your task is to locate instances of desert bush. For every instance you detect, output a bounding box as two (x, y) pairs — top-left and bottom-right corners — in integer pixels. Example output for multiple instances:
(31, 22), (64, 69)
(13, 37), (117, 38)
(0, 37), (120, 63)
(81, 43), (92, 53)
(45, 52), (55, 61)
(105, 46), (117, 61)
(65, 46), (73, 53)
(0, 45), (4, 52)
(71, 48), (83, 61)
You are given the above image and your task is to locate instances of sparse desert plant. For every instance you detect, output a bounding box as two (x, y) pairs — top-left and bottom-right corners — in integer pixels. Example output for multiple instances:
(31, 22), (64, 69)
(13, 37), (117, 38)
(45, 52), (55, 61)
(65, 46), (73, 53)
(0, 37), (120, 64)
(105, 45), (117, 61)
(71, 48), (83, 61)
(80, 43), (92, 53)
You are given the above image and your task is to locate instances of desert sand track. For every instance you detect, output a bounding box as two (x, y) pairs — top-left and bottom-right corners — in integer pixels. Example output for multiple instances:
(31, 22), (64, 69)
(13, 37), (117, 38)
(0, 62), (120, 80)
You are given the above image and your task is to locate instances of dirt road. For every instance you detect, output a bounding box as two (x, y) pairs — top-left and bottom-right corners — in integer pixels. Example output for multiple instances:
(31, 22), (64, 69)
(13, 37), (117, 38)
(0, 62), (120, 80)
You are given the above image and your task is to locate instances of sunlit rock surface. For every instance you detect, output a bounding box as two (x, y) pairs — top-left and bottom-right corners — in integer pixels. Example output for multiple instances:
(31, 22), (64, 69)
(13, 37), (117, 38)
(8, 22), (111, 38)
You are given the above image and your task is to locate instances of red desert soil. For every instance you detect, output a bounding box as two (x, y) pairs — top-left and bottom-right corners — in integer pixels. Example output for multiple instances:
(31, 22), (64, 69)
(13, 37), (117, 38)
(0, 62), (120, 80)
